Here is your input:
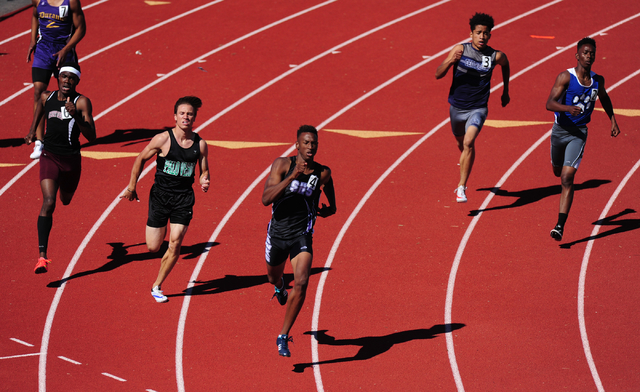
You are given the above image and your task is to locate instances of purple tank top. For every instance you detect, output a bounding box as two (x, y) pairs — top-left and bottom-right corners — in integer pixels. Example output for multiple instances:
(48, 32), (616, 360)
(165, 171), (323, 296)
(37, 0), (74, 44)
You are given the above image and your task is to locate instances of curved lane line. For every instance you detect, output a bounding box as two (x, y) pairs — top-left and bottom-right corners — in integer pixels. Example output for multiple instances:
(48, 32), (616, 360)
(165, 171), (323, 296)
(0, 0), (112, 106)
(444, 16), (640, 392)
(36, 2), (338, 391)
(0, 0), (108, 46)
(0, 0), (224, 107)
(577, 69), (640, 392)
(0, 0), (226, 197)
(175, 2), (454, 390)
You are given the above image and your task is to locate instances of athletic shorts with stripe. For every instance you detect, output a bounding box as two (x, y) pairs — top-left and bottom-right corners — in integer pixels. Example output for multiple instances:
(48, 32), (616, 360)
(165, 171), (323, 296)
(550, 123), (587, 169)
(265, 233), (313, 266)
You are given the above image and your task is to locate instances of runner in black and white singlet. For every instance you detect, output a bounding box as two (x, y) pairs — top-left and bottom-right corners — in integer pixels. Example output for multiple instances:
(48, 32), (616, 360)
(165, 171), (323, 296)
(435, 12), (510, 203)
(121, 96), (210, 303)
(30, 62), (96, 274)
(25, 0), (86, 160)
(545, 37), (620, 241)
(262, 125), (336, 357)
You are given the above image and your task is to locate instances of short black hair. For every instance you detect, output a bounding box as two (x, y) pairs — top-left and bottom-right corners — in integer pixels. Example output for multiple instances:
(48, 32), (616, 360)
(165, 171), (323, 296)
(577, 37), (596, 52)
(297, 125), (318, 138)
(174, 96), (202, 114)
(469, 12), (494, 31)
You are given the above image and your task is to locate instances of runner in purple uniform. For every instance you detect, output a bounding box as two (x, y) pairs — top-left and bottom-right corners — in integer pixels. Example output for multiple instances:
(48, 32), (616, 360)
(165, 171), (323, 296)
(25, 0), (86, 160)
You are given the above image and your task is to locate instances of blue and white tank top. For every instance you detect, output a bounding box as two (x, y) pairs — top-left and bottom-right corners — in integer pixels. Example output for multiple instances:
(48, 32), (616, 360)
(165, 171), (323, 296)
(554, 68), (599, 127)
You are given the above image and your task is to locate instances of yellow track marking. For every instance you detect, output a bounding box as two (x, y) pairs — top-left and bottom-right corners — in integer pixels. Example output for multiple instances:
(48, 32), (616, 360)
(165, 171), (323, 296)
(323, 129), (423, 138)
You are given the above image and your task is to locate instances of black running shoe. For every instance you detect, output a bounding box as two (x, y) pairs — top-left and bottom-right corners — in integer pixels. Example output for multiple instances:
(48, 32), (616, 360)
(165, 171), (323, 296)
(277, 334), (293, 357)
(550, 224), (563, 241)
(271, 278), (288, 306)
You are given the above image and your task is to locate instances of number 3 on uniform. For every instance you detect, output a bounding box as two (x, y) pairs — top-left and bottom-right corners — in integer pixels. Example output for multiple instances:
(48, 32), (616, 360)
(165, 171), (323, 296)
(482, 56), (491, 68)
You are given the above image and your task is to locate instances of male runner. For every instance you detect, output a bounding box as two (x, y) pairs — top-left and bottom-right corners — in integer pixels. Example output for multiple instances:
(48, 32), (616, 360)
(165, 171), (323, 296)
(262, 125), (336, 357)
(435, 12), (510, 203)
(546, 37), (620, 240)
(25, 0), (86, 160)
(31, 62), (96, 273)
(121, 96), (210, 303)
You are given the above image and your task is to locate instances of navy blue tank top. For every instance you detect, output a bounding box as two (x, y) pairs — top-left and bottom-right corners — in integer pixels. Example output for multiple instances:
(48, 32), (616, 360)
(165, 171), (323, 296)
(268, 157), (323, 240)
(448, 43), (498, 110)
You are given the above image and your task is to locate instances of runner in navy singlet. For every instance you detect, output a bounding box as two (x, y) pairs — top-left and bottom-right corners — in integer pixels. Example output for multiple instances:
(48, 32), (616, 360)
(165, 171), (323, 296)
(435, 12), (510, 203)
(25, 0), (86, 160)
(121, 97), (210, 303)
(262, 125), (336, 357)
(30, 62), (96, 274)
(545, 37), (620, 241)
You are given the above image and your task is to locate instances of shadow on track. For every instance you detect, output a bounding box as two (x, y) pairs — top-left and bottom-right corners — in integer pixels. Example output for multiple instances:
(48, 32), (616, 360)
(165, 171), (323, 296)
(560, 208), (640, 249)
(81, 127), (170, 148)
(0, 138), (27, 148)
(171, 267), (331, 297)
(292, 323), (466, 373)
(47, 241), (217, 287)
(469, 179), (611, 216)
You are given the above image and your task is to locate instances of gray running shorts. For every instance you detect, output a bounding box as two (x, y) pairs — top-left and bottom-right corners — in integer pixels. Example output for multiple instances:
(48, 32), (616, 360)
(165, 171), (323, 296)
(550, 123), (588, 169)
(449, 106), (488, 137)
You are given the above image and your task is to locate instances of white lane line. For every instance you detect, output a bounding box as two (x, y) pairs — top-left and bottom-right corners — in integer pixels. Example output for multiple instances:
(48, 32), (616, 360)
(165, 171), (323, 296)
(0, 0), (223, 108)
(36, 2), (338, 392)
(309, 1), (566, 388)
(175, 3), (453, 391)
(444, 16), (640, 391)
(57, 356), (82, 365)
(0, 0), (227, 199)
(577, 69), (640, 392)
(10, 338), (35, 347)
(0, 0), (108, 47)
(101, 372), (126, 382)
(0, 352), (40, 360)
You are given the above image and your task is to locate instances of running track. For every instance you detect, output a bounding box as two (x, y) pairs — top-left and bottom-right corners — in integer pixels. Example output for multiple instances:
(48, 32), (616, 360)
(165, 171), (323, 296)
(0, 0), (638, 391)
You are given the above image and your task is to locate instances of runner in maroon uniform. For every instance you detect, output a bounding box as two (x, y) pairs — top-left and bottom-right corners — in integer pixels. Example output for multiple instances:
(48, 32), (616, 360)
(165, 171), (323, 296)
(31, 62), (96, 274)
(262, 125), (336, 356)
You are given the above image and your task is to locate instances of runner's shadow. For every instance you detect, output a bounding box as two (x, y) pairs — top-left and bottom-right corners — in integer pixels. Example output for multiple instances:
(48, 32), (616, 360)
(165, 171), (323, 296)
(292, 323), (466, 373)
(0, 138), (27, 148)
(47, 241), (217, 287)
(81, 127), (169, 148)
(171, 267), (331, 297)
(560, 208), (639, 249)
(469, 179), (611, 216)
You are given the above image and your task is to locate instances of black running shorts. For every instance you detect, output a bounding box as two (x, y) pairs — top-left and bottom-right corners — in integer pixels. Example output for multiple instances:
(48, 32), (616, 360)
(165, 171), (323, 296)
(147, 184), (195, 228)
(265, 233), (313, 266)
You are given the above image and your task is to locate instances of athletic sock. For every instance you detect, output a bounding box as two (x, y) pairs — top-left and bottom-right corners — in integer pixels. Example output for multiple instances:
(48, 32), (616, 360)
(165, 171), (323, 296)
(557, 213), (568, 228)
(37, 215), (53, 255)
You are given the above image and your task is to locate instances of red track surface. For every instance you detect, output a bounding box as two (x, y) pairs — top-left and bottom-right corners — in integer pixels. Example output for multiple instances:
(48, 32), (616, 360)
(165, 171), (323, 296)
(1, 0), (639, 391)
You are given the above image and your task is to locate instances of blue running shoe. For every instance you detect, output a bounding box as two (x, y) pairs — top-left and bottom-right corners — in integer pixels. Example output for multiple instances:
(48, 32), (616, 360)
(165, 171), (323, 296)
(151, 286), (168, 303)
(277, 334), (293, 357)
(271, 278), (288, 306)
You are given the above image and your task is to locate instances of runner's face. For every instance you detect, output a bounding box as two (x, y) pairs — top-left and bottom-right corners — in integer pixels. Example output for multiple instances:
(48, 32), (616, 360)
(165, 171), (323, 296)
(58, 71), (79, 95)
(296, 132), (318, 161)
(576, 44), (596, 69)
(174, 104), (196, 130)
(470, 25), (491, 50)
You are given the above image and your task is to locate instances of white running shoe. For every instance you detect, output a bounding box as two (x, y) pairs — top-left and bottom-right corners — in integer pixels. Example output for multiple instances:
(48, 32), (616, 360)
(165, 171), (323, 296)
(454, 185), (467, 203)
(30, 140), (43, 160)
(151, 286), (168, 303)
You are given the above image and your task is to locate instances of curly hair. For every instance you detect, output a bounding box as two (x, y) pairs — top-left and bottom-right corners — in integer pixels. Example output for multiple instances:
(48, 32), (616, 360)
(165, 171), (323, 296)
(297, 125), (318, 138)
(174, 96), (202, 114)
(577, 37), (596, 52)
(469, 12), (494, 31)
